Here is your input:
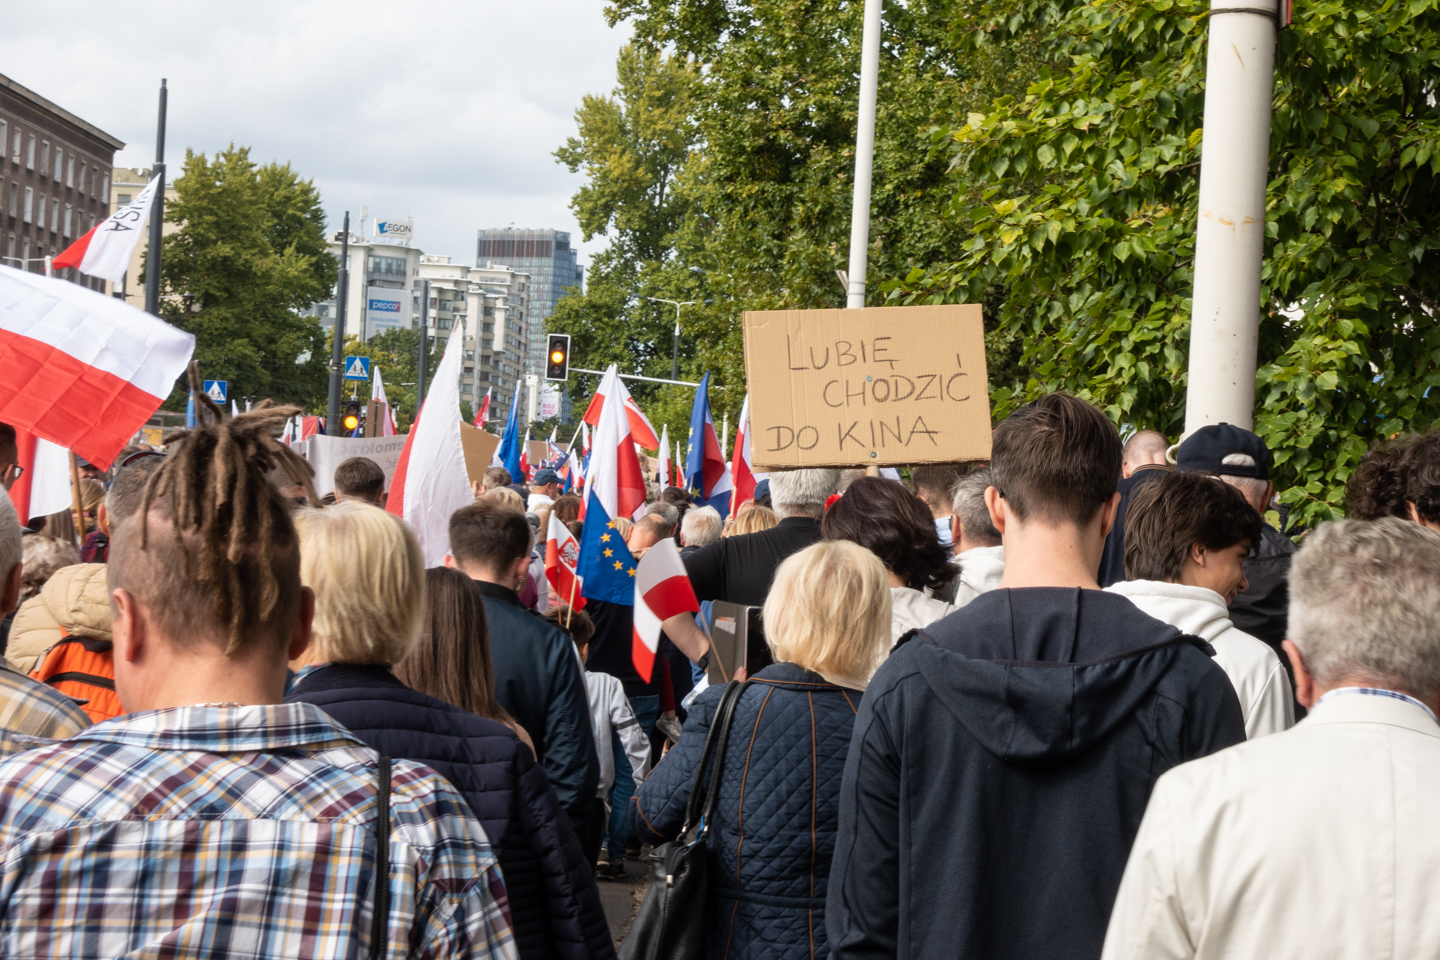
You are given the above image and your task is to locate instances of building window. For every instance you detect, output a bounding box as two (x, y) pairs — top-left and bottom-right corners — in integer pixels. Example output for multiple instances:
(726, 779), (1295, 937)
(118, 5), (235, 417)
(117, 194), (131, 205)
(25, 135), (35, 170)
(7, 182), (14, 218)
(0, 122), (5, 162)
(52, 148), (62, 183)
(63, 204), (71, 237)
(99, 172), (109, 207)
(21, 239), (29, 269)
(66, 156), (73, 188)
(88, 214), (95, 231)
(39, 141), (49, 178)
(23, 187), (32, 224)
(10, 129), (19, 165)
(49, 198), (58, 233)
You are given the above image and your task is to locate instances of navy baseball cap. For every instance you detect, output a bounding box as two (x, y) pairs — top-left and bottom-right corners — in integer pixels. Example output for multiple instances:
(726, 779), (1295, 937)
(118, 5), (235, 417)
(1175, 423), (1271, 480)
(532, 468), (561, 486)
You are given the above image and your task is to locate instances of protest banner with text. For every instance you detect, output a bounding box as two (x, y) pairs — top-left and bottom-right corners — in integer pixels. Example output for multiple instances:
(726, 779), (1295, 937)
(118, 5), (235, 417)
(742, 304), (992, 468)
(304, 433), (408, 496)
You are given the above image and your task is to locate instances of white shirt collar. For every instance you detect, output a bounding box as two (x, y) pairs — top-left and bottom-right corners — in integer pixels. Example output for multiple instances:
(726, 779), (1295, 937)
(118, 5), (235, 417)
(1317, 686), (1439, 724)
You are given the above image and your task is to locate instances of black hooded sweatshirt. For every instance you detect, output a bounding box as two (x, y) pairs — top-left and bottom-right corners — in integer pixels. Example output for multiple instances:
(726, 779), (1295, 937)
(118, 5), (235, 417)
(826, 588), (1245, 960)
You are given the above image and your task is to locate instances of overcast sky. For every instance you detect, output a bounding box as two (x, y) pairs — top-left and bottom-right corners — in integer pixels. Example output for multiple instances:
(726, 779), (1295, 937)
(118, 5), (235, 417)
(1, 0), (630, 268)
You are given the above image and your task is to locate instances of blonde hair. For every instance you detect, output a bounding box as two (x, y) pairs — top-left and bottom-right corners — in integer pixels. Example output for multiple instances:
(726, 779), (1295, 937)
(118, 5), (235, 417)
(762, 540), (891, 690)
(612, 517), (633, 541)
(486, 487), (524, 511)
(729, 505), (778, 536)
(294, 502), (425, 665)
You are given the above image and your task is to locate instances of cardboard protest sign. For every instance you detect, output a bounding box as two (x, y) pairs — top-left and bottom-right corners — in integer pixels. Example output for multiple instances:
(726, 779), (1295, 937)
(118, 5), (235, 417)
(743, 304), (991, 468)
(527, 439), (549, 468)
(304, 433), (408, 496)
(459, 422), (501, 485)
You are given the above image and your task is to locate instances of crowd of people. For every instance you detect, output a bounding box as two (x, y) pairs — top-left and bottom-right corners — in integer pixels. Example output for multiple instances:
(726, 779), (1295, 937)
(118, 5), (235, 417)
(0, 390), (1438, 958)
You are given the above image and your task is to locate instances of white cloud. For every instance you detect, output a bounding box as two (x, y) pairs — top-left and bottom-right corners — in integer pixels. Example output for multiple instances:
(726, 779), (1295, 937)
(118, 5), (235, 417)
(0, 0), (629, 266)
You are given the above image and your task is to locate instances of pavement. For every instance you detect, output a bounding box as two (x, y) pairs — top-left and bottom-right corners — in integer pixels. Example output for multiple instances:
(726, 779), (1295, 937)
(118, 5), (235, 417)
(597, 858), (650, 947)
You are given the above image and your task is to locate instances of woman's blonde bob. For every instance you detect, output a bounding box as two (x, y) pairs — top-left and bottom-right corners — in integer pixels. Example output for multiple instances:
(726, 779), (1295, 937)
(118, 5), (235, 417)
(762, 540), (892, 690)
(294, 502), (425, 665)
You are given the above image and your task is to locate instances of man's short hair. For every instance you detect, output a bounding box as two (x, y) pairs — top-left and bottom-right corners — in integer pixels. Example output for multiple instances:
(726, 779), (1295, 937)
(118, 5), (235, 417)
(295, 503), (424, 665)
(990, 393), (1122, 526)
(484, 466), (512, 490)
(0, 423), (16, 464)
(106, 456), (165, 528)
(1220, 453), (1270, 507)
(951, 467), (1001, 547)
(1122, 429), (1169, 468)
(631, 514), (675, 547)
(333, 457), (385, 502)
(659, 486), (690, 506)
(681, 505), (724, 548)
(1123, 472), (1262, 582)
(769, 469), (842, 517)
(645, 501), (679, 528)
(911, 464), (966, 513)
(449, 499), (533, 572)
(1290, 517), (1440, 700)
(0, 488), (21, 588)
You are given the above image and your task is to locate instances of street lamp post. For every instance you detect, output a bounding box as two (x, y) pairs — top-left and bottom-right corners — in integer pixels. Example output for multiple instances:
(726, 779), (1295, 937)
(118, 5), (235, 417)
(644, 297), (701, 381)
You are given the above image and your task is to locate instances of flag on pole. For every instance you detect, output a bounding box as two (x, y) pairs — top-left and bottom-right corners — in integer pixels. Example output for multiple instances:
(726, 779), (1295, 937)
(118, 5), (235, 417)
(51, 175), (163, 282)
(385, 328), (472, 567)
(545, 512), (586, 612)
(657, 424), (670, 489)
(581, 370), (660, 449)
(474, 387), (492, 428)
(632, 538), (700, 682)
(373, 366), (397, 436)
(0, 264), (194, 469)
(519, 427), (532, 481)
(496, 389), (522, 481)
(685, 371), (733, 511)
(731, 393), (761, 515)
(577, 365), (648, 603)
(231, 399), (239, 419)
(7, 427), (72, 525)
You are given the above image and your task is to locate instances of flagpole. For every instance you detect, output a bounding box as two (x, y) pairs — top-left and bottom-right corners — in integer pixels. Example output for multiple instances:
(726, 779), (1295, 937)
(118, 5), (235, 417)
(417, 279), (430, 398)
(68, 451), (87, 542)
(327, 211), (350, 436)
(144, 79), (167, 317)
(566, 576), (577, 630)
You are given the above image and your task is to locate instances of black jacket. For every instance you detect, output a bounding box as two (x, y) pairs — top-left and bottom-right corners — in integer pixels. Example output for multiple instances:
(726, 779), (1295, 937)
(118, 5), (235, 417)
(287, 664), (614, 960)
(826, 588), (1245, 960)
(1228, 522), (1295, 659)
(476, 580), (600, 830)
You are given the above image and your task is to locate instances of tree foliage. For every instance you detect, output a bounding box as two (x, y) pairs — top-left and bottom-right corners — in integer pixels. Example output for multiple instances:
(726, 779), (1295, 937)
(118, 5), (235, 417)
(887, 0), (1440, 524)
(158, 146), (337, 410)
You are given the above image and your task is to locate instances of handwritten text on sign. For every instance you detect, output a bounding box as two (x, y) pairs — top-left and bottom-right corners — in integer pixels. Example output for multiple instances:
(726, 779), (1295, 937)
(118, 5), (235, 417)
(742, 304), (992, 468)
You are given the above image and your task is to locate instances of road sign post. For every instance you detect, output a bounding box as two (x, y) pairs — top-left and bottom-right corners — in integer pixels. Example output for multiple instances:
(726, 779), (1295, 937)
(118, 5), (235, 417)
(202, 380), (228, 404)
(342, 356), (372, 381)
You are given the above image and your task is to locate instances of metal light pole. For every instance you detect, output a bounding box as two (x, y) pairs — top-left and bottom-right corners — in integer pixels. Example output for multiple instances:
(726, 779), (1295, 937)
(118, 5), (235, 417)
(643, 297), (701, 381)
(417, 279), (430, 398)
(1182, 0), (1279, 433)
(845, 0), (884, 309)
(143, 80), (167, 317)
(327, 212), (350, 436)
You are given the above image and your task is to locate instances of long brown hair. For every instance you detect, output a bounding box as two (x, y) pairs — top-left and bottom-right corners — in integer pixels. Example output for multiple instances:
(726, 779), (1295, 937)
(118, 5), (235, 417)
(394, 567), (513, 724)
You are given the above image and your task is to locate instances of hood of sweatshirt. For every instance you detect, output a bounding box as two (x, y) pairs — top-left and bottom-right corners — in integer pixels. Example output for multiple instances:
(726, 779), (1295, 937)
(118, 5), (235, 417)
(915, 587), (1211, 769)
(1104, 580), (1232, 644)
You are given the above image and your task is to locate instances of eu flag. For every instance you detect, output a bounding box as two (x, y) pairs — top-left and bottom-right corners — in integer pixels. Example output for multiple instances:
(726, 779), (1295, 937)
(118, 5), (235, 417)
(577, 492), (638, 604)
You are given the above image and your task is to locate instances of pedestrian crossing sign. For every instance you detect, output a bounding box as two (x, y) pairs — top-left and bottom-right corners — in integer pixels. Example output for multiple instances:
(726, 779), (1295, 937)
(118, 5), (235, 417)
(343, 356), (371, 381)
(202, 380), (227, 403)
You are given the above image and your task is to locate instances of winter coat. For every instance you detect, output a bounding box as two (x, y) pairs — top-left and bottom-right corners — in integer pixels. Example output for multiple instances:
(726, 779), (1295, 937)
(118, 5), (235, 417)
(952, 544), (1005, 606)
(826, 588), (1245, 960)
(287, 663), (614, 960)
(634, 662), (860, 960)
(1107, 580), (1294, 738)
(5, 563), (110, 673)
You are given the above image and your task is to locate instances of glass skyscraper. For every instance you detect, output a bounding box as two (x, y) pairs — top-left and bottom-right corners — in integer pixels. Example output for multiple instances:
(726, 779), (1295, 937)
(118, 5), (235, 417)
(475, 228), (583, 380)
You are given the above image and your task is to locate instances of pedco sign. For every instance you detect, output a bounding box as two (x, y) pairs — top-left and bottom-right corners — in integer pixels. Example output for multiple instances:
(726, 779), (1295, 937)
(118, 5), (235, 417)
(364, 286), (410, 337)
(368, 298), (400, 313)
(373, 218), (414, 240)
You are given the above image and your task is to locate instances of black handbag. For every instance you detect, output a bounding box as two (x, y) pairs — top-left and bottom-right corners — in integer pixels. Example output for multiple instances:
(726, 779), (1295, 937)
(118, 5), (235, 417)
(619, 680), (748, 960)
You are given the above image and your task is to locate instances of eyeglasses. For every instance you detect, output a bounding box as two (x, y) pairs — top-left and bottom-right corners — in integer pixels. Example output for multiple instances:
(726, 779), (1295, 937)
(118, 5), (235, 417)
(3, 464), (22, 481)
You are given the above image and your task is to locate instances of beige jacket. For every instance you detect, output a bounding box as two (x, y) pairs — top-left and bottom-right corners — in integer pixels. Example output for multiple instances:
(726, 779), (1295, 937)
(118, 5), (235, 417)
(5, 563), (112, 674)
(1102, 693), (1440, 960)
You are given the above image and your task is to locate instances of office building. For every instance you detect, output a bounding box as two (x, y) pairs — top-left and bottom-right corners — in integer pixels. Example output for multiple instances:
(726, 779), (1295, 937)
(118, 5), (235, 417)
(0, 72), (122, 289)
(308, 225), (424, 341)
(475, 227), (582, 378)
(417, 255), (530, 421)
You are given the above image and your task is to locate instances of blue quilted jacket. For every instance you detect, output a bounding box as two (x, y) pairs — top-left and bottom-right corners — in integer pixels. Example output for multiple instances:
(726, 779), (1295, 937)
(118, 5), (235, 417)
(633, 662), (860, 960)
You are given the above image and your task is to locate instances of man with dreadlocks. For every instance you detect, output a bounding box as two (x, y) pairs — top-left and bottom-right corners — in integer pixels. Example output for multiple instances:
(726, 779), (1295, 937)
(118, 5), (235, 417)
(0, 395), (518, 959)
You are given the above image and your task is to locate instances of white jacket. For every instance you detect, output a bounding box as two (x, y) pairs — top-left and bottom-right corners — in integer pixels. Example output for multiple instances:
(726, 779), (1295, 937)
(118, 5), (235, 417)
(1103, 693), (1440, 960)
(953, 545), (1005, 606)
(584, 670), (652, 799)
(1106, 580), (1293, 738)
(889, 587), (958, 643)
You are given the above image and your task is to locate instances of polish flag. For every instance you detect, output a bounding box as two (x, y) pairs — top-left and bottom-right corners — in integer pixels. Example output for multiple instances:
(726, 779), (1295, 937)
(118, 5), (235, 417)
(576, 365), (649, 603)
(0, 264), (194, 469)
(632, 538), (700, 683)
(581, 370), (659, 450)
(519, 428), (532, 481)
(657, 424), (670, 489)
(372, 366), (397, 436)
(51, 175), (162, 282)
(731, 394), (760, 516)
(386, 327), (472, 566)
(674, 440), (683, 489)
(301, 416), (325, 440)
(8, 427), (73, 525)
(545, 512), (586, 612)
(474, 387), (491, 428)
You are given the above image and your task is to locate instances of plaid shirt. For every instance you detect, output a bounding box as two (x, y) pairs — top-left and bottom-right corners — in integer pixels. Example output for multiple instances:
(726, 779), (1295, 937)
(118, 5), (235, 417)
(0, 657), (89, 758)
(0, 702), (518, 959)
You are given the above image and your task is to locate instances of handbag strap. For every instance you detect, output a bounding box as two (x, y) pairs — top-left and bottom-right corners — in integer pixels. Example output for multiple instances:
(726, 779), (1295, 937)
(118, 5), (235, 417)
(695, 679), (746, 838)
(370, 755), (392, 960)
(678, 680), (748, 837)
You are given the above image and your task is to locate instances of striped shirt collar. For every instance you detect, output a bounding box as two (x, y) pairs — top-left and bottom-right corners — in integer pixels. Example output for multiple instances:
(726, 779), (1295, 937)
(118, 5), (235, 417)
(67, 701), (364, 753)
(1316, 686), (1439, 724)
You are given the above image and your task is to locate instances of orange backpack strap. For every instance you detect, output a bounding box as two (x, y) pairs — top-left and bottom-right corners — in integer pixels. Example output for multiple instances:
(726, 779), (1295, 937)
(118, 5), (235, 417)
(30, 633), (121, 724)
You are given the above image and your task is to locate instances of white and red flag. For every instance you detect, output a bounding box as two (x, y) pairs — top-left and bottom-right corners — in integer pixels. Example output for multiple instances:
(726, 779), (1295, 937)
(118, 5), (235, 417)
(51, 175), (162, 282)
(474, 387), (492, 428)
(576, 365), (649, 604)
(386, 327), (472, 566)
(545, 512), (586, 612)
(582, 368), (660, 449)
(372, 366), (397, 436)
(632, 538), (699, 683)
(519, 427), (532, 481)
(0, 264), (193, 469)
(657, 423), (670, 489)
(731, 393), (765, 516)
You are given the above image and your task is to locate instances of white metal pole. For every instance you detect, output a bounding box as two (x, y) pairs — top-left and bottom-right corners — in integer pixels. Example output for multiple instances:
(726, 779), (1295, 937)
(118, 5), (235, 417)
(845, 0), (884, 309)
(1183, 0), (1277, 433)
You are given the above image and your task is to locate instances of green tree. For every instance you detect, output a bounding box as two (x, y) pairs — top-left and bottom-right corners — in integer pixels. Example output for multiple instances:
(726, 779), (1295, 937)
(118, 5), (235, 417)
(158, 146), (337, 409)
(886, 0), (1440, 525)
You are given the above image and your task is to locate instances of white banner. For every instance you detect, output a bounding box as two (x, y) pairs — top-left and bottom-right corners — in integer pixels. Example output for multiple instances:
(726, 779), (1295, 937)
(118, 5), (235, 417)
(303, 433), (408, 497)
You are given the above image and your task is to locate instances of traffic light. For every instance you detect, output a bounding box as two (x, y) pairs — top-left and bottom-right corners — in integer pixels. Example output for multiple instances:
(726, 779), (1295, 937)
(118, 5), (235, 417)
(342, 401), (361, 435)
(545, 334), (570, 381)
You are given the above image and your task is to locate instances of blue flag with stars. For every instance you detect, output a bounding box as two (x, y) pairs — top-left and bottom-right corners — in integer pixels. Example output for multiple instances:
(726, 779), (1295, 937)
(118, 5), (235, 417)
(577, 493), (638, 604)
(496, 389), (523, 482)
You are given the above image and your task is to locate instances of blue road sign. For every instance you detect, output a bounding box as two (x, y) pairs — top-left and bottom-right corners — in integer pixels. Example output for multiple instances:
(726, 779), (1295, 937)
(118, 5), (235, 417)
(202, 380), (228, 403)
(343, 355), (372, 381)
